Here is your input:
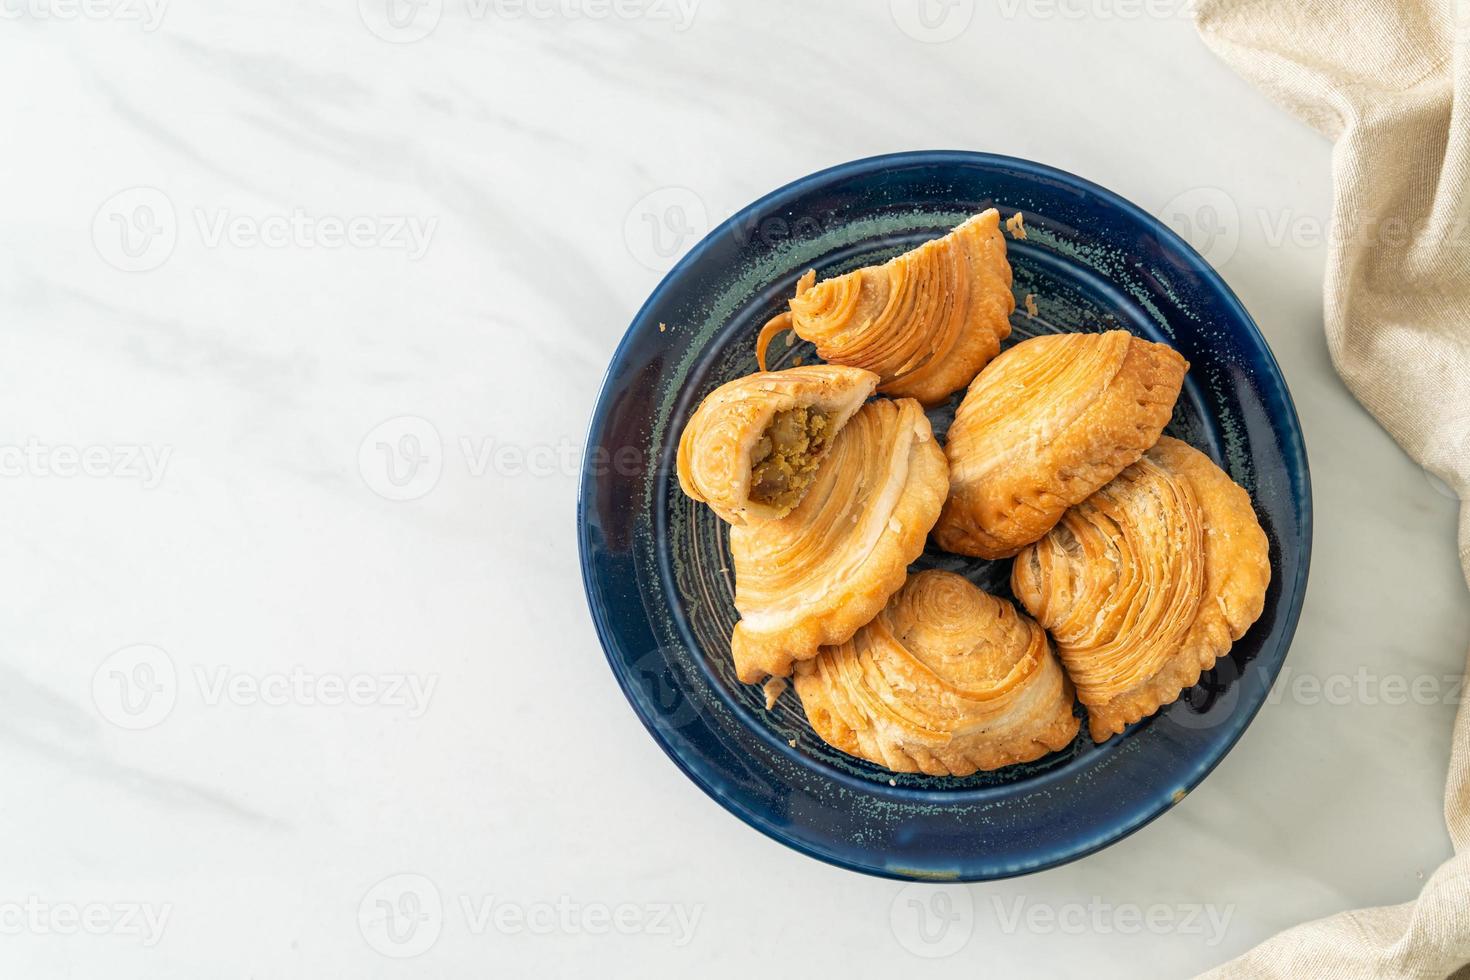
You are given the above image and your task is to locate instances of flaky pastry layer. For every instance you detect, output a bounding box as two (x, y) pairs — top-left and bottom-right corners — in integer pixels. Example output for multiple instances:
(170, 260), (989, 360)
(759, 210), (1014, 406)
(794, 570), (1080, 775)
(728, 398), (948, 683)
(1011, 437), (1270, 742)
(934, 330), (1187, 559)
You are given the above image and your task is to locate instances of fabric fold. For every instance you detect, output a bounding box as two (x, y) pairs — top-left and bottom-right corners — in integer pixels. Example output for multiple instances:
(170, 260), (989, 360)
(1194, 1), (1470, 976)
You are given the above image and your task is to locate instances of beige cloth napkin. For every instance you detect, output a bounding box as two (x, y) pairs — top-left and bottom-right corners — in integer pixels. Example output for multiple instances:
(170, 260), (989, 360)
(1193, 1), (1470, 976)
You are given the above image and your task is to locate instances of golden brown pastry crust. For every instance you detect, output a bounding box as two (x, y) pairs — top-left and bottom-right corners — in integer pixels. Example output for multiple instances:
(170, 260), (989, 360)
(676, 365), (879, 524)
(934, 331), (1188, 559)
(728, 398), (948, 683)
(1011, 436), (1271, 742)
(793, 570), (1079, 776)
(758, 210), (1014, 407)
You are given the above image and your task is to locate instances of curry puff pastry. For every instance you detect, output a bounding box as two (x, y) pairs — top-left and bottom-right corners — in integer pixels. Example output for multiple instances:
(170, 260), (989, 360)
(1011, 437), (1271, 743)
(794, 570), (1079, 776)
(756, 210), (1014, 406)
(934, 331), (1188, 559)
(677, 365), (879, 524)
(729, 398), (947, 683)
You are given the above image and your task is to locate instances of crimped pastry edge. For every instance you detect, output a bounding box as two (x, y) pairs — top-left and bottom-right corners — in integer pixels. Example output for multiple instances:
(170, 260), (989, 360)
(934, 331), (1188, 558)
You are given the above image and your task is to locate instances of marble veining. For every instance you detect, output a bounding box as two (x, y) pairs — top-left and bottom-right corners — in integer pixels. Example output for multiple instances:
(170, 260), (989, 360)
(0, 2), (1465, 977)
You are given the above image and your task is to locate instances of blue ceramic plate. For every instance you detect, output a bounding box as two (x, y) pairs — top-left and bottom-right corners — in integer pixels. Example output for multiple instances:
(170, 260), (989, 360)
(579, 151), (1311, 881)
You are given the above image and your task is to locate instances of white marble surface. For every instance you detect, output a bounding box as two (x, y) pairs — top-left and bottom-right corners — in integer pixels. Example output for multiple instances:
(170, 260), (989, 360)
(2, 1), (1467, 977)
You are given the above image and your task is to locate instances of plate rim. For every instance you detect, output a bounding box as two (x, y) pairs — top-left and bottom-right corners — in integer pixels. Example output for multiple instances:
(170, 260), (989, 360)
(578, 149), (1314, 881)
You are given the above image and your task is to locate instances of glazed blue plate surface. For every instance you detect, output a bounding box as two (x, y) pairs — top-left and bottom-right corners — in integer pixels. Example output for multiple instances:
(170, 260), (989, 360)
(578, 151), (1311, 881)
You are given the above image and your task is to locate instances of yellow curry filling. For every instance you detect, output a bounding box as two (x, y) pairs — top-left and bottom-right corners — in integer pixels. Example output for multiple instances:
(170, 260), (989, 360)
(749, 407), (832, 511)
